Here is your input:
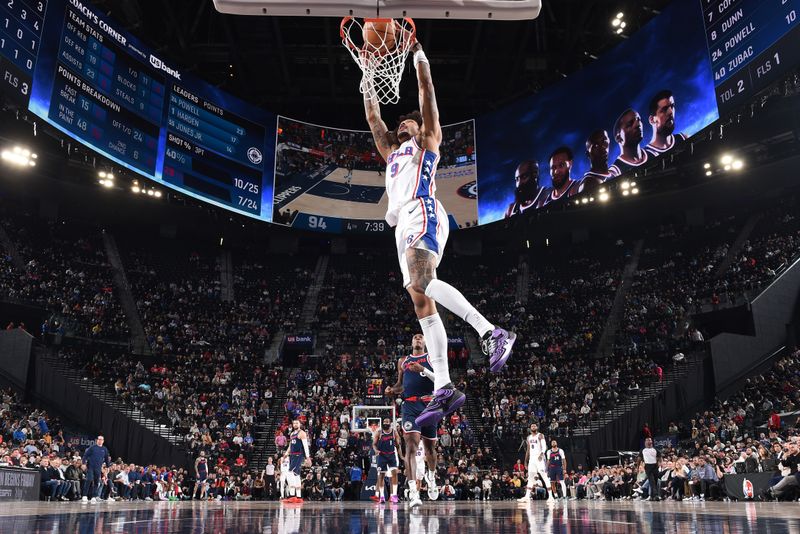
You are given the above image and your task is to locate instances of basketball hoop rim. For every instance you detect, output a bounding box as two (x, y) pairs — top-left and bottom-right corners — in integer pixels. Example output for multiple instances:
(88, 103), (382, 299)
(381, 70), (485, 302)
(339, 16), (416, 53)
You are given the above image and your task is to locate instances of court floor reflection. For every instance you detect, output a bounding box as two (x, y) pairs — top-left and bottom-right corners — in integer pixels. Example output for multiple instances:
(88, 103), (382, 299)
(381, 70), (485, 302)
(0, 500), (799, 533)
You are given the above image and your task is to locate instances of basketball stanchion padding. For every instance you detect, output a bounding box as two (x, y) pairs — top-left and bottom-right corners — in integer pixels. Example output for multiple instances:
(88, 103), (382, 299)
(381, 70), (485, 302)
(340, 17), (416, 105)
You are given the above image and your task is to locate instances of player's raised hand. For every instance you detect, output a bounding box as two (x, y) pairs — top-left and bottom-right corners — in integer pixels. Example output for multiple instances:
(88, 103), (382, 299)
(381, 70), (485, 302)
(385, 385), (394, 395)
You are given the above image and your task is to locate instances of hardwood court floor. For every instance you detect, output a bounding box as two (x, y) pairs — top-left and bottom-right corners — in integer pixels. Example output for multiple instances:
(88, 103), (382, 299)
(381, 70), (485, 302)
(282, 164), (478, 228)
(0, 499), (798, 533)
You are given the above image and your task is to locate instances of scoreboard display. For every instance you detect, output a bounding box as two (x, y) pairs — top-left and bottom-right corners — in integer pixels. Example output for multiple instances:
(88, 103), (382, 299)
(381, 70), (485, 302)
(365, 377), (385, 404)
(0, 0), (47, 107)
(702, 0), (800, 114)
(24, 0), (275, 221)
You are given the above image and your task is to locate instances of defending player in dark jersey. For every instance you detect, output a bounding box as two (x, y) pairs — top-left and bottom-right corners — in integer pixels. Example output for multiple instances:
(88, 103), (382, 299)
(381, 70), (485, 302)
(546, 440), (568, 499)
(612, 109), (649, 176)
(372, 418), (401, 504)
(539, 147), (581, 207)
(645, 90), (687, 157)
(385, 333), (439, 507)
(504, 160), (544, 218)
(282, 419), (310, 503)
(579, 130), (620, 193)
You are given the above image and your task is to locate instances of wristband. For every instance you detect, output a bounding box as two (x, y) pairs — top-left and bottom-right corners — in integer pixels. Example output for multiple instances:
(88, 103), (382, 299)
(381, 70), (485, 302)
(414, 50), (429, 69)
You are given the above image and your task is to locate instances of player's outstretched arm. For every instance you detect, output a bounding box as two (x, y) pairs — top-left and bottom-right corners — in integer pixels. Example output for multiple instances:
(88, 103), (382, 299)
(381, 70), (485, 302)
(386, 359), (405, 397)
(364, 82), (394, 161)
(411, 41), (442, 151)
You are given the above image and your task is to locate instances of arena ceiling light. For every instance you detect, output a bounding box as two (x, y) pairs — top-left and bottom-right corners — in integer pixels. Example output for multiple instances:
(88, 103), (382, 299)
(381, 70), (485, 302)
(599, 192), (610, 202)
(631, 187), (639, 195)
(622, 189), (630, 196)
(131, 180), (141, 194)
(732, 159), (744, 171)
(612, 12), (626, 34)
(705, 170), (713, 176)
(720, 154), (733, 165)
(1, 146), (37, 167)
(97, 171), (115, 188)
(703, 162), (711, 169)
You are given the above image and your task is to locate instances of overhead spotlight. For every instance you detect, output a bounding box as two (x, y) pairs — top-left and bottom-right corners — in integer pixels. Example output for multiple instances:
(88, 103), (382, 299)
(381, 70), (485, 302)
(724, 164), (731, 171)
(2, 146), (37, 167)
(616, 12), (624, 19)
(612, 18), (621, 27)
(131, 185), (140, 193)
(622, 190), (630, 196)
(703, 162), (711, 169)
(631, 188), (639, 195)
(99, 171), (106, 178)
(146, 189), (154, 196)
(599, 187), (606, 193)
(154, 190), (162, 198)
(101, 179), (113, 188)
(720, 154), (733, 165)
(621, 181), (630, 190)
(620, 21), (627, 28)
(630, 181), (637, 187)
(705, 170), (713, 177)
(589, 197), (595, 202)
(599, 192), (610, 202)
(616, 27), (624, 34)
(732, 159), (744, 170)
(581, 198), (589, 204)
(574, 200), (580, 205)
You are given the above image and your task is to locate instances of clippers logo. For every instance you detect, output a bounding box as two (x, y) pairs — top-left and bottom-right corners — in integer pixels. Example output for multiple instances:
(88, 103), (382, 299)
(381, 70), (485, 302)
(149, 55), (181, 80)
(742, 478), (754, 499)
(247, 147), (263, 165)
(403, 421), (413, 431)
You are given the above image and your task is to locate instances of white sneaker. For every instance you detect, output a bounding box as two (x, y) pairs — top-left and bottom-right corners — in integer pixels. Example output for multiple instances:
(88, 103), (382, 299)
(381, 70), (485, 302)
(81, 496), (88, 503)
(409, 491), (423, 508)
(424, 471), (439, 501)
(90, 497), (97, 504)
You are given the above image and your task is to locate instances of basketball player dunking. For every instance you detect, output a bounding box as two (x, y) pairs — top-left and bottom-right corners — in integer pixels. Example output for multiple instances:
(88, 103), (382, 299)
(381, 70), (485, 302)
(363, 34), (516, 427)
(282, 419), (311, 503)
(519, 423), (553, 502)
(385, 333), (440, 507)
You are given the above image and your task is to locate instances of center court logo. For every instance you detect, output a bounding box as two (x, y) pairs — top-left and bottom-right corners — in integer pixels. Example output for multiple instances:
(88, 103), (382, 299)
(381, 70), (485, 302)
(457, 181), (478, 200)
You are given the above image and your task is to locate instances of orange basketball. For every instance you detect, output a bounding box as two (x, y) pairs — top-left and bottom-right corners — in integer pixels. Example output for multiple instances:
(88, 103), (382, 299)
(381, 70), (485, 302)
(363, 20), (396, 53)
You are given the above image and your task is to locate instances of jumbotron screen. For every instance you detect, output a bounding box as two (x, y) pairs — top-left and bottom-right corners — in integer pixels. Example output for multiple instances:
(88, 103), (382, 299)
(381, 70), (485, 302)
(3, 0), (793, 233)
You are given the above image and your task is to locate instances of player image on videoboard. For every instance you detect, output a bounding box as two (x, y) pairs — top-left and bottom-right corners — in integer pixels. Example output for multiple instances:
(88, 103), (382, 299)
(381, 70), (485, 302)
(579, 130), (620, 194)
(645, 89), (687, 157)
(272, 117), (478, 229)
(504, 160), (543, 218)
(538, 147), (582, 208)
(473, 0), (719, 225)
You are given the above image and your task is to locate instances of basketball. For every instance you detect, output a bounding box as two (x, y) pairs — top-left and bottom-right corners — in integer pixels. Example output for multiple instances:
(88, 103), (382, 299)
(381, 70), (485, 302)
(363, 19), (396, 53)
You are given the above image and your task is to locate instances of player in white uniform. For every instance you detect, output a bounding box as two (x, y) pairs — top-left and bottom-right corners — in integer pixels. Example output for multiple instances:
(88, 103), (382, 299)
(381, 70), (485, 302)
(363, 32), (516, 429)
(279, 455), (290, 498)
(518, 423), (553, 501)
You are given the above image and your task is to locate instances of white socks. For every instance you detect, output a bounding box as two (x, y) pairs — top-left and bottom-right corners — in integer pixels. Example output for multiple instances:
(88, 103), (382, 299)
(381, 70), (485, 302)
(419, 313), (451, 390)
(424, 279), (494, 337)
(391, 483), (398, 497)
(559, 481), (567, 498)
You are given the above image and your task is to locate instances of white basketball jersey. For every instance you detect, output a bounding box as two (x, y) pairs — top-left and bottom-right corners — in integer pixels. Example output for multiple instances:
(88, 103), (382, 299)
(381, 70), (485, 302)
(384, 136), (439, 227)
(528, 433), (546, 462)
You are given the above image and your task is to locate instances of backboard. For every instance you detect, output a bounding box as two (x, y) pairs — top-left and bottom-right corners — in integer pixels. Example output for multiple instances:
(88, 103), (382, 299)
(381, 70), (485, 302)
(213, 0), (542, 20)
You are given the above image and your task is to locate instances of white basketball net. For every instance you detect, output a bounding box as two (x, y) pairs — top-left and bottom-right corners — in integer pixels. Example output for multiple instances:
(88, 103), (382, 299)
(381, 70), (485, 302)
(340, 17), (416, 105)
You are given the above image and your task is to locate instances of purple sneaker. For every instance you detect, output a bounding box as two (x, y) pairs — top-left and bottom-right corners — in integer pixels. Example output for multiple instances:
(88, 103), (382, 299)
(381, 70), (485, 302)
(415, 386), (466, 427)
(482, 328), (516, 373)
